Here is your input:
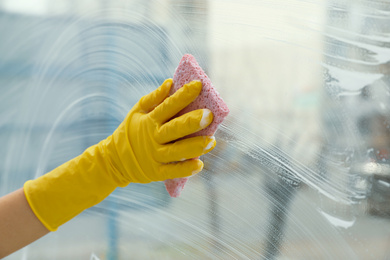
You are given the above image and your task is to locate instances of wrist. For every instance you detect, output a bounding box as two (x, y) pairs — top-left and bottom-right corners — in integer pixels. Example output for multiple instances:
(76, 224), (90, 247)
(103, 119), (150, 184)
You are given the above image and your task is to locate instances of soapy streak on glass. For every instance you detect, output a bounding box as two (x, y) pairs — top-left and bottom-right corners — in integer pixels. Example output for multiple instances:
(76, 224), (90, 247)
(1, 0), (390, 259)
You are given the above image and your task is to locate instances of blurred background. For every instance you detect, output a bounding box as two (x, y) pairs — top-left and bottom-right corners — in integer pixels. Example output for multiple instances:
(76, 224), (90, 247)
(1, 0), (390, 259)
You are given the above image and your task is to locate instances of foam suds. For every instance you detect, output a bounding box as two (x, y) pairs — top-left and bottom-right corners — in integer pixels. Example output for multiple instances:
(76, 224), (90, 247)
(319, 210), (356, 229)
(200, 109), (212, 129)
(205, 136), (216, 151)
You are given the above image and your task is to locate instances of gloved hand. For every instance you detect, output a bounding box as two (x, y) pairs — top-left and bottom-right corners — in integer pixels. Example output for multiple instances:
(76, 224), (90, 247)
(24, 79), (215, 231)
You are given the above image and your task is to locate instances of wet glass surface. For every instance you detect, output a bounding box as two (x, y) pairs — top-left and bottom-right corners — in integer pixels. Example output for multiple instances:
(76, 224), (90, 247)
(1, 0), (390, 259)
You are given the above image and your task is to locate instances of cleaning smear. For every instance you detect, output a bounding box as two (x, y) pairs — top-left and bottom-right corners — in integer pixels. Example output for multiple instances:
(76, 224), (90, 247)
(164, 54), (230, 197)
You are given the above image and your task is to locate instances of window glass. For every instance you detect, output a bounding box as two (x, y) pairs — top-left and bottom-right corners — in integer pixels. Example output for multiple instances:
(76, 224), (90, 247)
(1, 0), (390, 259)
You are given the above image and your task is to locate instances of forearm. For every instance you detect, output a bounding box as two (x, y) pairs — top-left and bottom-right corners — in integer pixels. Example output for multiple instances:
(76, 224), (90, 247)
(0, 188), (49, 259)
(0, 143), (117, 258)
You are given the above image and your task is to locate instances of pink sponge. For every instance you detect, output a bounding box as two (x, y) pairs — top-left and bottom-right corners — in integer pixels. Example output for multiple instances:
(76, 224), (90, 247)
(164, 54), (230, 197)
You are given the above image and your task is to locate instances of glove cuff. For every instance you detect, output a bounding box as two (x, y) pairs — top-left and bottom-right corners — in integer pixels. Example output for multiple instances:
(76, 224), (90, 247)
(24, 143), (119, 231)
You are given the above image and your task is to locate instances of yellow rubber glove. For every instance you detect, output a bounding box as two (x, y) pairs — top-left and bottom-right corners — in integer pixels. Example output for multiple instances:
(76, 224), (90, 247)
(24, 79), (215, 231)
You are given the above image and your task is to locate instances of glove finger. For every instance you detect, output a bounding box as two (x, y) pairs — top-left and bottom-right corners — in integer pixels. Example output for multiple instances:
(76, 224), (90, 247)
(156, 136), (216, 163)
(159, 159), (204, 180)
(139, 79), (172, 113)
(155, 109), (213, 144)
(150, 80), (202, 124)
